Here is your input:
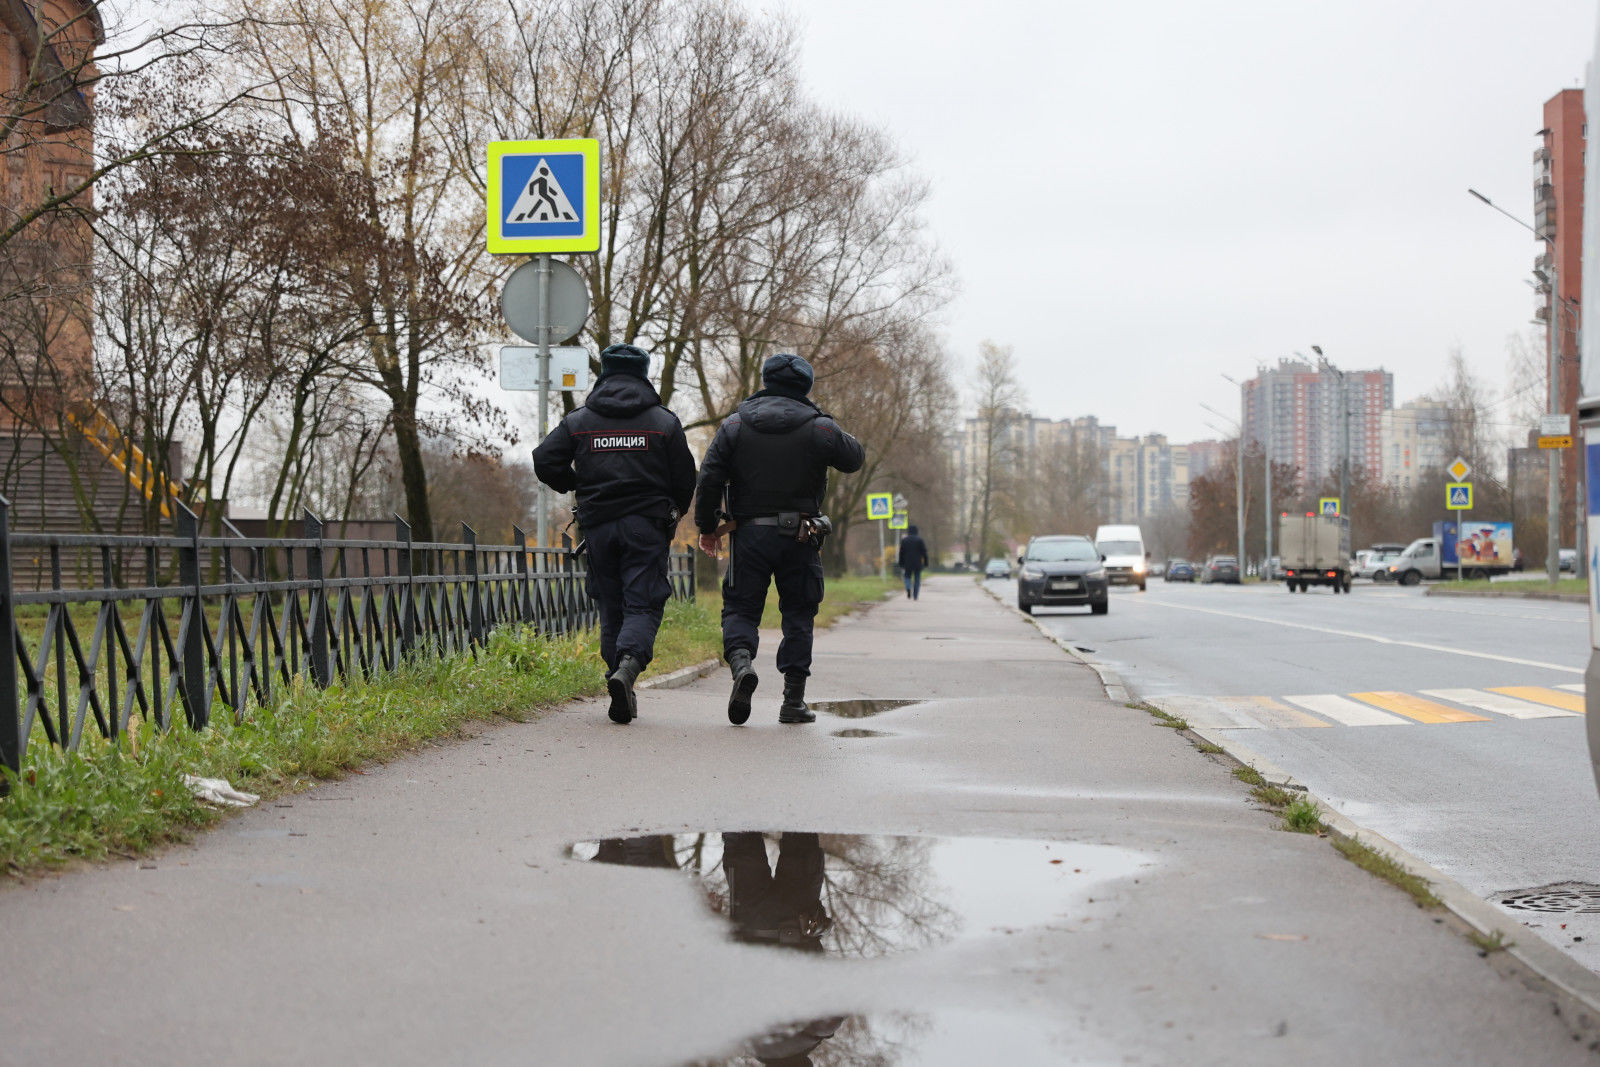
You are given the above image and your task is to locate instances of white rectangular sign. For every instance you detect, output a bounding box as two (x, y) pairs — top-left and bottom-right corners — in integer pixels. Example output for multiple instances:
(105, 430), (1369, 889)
(499, 345), (590, 391)
(1542, 413), (1573, 436)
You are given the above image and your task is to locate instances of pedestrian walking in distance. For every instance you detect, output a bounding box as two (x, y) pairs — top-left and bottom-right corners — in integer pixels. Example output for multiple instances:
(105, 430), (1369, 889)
(532, 343), (697, 724)
(898, 524), (929, 600)
(695, 353), (864, 725)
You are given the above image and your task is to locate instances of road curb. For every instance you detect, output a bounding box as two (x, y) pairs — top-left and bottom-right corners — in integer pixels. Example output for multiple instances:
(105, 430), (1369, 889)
(1425, 587), (1587, 603)
(638, 658), (720, 691)
(981, 580), (1600, 1020)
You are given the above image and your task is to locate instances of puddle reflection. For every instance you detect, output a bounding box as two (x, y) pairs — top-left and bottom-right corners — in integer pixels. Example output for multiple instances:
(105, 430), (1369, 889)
(808, 699), (919, 719)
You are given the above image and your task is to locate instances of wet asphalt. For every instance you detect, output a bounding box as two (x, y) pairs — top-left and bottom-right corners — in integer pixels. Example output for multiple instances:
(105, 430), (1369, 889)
(0, 576), (1596, 1064)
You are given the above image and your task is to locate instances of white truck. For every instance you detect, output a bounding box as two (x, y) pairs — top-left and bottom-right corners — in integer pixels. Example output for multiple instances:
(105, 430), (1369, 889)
(1093, 524), (1147, 591)
(1279, 514), (1352, 593)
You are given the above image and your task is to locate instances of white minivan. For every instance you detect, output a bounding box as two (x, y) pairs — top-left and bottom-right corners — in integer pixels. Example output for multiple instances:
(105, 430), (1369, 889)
(1094, 524), (1148, 591)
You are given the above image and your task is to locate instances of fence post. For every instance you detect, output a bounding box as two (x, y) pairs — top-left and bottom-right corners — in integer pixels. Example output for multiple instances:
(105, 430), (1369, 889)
(0, 496), (20, 781)
(513, 525), (533, 624)
(305, 509), (331, 687)
(175, 503), (210, 730)
(395, 514), (415, 657)
(463, 522), (485, 646)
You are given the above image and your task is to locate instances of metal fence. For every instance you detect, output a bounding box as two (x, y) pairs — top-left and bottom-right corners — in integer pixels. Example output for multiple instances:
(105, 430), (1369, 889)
(0, 499), (695, 775)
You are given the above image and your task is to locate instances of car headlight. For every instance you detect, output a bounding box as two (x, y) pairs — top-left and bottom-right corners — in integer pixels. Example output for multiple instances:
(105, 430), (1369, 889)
(1132, 561), (1146, 574)
(1087, 568), (1106, 580)
(1020, 566), (1043, 580)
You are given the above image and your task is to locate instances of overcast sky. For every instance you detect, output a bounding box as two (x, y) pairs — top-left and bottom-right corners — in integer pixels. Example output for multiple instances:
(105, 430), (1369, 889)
(780, 0), (1596, 444)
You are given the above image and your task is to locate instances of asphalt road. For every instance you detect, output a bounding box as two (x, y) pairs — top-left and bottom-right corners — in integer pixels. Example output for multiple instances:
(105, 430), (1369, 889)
(999, 574), (1600, 974)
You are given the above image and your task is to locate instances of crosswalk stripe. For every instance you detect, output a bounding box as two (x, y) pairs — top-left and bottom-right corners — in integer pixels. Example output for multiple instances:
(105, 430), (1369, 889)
(1284, 694), (1407, 727)
(1558, 683), (1586, 694)
(1420, 688), (1578, 720)
(1245, 696), (1331, 729)
(1349, 691), (1490, 725)
(1488, 686), (1586, 713)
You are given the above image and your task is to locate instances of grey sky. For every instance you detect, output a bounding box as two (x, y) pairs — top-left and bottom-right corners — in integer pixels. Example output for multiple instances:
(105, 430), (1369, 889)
(785, 0), (1595, 444)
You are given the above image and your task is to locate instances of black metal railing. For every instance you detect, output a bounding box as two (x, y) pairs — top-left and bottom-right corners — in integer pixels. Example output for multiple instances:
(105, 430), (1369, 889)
(0, 499), (696, 775)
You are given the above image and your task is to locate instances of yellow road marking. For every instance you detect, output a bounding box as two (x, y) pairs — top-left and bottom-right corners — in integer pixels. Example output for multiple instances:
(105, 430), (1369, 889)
(1349, 691), (1489, 725)
(1246, 696), (1331, 729)
(1488, 686), (1586, 713)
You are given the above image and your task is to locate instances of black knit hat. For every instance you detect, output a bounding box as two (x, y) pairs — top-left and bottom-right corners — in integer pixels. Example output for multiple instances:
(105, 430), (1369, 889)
(761, 352), (814, 396)
(600, 343), (650, 380)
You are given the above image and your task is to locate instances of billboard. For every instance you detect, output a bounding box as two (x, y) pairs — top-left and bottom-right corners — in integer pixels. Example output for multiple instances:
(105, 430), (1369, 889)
(1440, 521), (1514, 568)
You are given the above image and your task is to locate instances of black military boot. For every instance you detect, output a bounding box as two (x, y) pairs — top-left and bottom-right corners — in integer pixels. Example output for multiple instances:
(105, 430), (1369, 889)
(727, 649), (759, 725)
(778, 673), (814, 724)
(606, 654), (642, 724)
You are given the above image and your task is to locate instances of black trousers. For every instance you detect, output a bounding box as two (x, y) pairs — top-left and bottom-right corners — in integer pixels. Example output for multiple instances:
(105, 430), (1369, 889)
(584, 513), (673, 672)
(721, 525), (824, 677)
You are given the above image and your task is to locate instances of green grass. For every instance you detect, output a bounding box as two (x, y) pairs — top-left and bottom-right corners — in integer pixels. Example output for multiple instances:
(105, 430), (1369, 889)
(0, 578), (888, 877)
(1249, 784), (1296, 808)
(1430, 577), (1588, 597)
(1280, 795), (1325, 833)
(1467, 929), (1514, 954)
(1333, 837), (1442, 909)
(1195, 741), (1224, 754)
(1233, 766), (1267, 787)
(1127, 701), (1189, 730)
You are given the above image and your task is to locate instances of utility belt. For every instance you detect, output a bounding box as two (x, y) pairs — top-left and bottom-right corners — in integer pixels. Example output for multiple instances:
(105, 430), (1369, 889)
(725, 511), (832, 546)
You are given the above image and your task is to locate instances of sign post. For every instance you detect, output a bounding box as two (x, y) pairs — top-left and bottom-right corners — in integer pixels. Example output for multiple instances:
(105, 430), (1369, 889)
(488, 138), (601, 546)
(866, 493), (892, 578)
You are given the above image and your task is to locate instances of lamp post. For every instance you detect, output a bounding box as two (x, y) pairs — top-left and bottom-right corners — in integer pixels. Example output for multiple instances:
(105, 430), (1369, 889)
(1224, 372), (1272, 573)
(1468, 187), (1567, 583)
(1201, 402), (1245, 570)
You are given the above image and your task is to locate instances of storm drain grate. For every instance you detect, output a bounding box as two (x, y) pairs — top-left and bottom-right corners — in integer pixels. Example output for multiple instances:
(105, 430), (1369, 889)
(1493, 882), (1600, 914)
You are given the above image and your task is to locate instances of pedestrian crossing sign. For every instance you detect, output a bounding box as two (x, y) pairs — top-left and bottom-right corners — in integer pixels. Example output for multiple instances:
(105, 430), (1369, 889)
(1446, 482), (1472, 510)
(866, 492), (892, 520)
(1319, 498), (1340, 517)
(487, 139), (601, 254)
(889, 513), (908, 530)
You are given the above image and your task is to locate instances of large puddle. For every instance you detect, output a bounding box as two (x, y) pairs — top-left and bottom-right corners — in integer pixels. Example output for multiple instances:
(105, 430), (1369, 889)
(570, 832), (1147, 958)
(808, 699), (920, 719)
(572, 832), (1145, 1065)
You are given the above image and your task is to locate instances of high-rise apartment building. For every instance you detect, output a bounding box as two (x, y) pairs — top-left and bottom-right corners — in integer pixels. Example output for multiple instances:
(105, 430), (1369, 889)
(1537, 89), (1584, 539)
(1379, 398), (1453, 490)
(1242, 359), (1393, 489)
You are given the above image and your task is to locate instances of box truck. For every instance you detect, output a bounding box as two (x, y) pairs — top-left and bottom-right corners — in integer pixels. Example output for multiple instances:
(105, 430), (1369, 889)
(1279, 514), (1352, 593)
(1386, 521), (1514, 585)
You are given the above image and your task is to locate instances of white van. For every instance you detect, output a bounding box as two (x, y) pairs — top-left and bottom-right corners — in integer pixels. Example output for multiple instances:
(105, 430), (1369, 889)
(1094, 524), (1148, 591)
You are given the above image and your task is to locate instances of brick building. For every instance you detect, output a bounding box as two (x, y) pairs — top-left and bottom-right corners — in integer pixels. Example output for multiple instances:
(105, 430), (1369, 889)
(1536, 88), (1584, 542)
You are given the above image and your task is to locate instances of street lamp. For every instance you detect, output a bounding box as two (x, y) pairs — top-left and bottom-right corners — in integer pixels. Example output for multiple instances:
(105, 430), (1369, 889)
(1224, 372), (1272, 573)
(1200, 401), (1246, 570)
(1468, 187), (1568, 583)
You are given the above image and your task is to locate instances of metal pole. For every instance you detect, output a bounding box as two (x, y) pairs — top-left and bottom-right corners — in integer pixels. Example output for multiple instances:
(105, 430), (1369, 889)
(878, 520), (885, 580)
(1263, 379), (1273, 572)
(1236, 391), (1245, 570)
(1339, 367), (1349, 515)
(1550, 262), (1562, 584)
(536, 253), (552, 549)
(1574, 307), (1587, 579)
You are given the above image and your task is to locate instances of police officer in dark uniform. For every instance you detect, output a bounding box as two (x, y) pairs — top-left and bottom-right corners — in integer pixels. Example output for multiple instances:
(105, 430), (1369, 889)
(532, 343), (697, 725)
(695, 353), (864, 725)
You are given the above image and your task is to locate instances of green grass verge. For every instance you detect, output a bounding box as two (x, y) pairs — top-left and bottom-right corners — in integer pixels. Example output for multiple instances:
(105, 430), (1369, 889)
(1429, 577), (1587, 597)
(1332, 836), (1442, 909)
(0, 579), (889, 877)
(1127, 701), (1189, 730)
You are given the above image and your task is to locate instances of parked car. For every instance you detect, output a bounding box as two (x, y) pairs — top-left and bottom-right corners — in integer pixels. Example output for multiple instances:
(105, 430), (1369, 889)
(1164, 558), (1196, 583)
(1267, 556), (1286, 580)
(1201, 555), (1241, 584)
(1560, 548), (1577, 573)
(1015, 535), (1110, 616)
(984, 557), (1011, 579)
(1355, 548), (1403, 581)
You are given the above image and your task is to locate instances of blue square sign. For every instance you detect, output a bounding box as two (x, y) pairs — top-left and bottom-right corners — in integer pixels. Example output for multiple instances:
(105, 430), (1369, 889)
(487, 139), (601, 254)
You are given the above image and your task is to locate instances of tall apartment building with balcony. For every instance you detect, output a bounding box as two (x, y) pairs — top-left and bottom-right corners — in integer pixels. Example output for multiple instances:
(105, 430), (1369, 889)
(1379, 398), (1453, 491)
(1242, 359), (1393, 490)
(1536, 89), (1584, 542)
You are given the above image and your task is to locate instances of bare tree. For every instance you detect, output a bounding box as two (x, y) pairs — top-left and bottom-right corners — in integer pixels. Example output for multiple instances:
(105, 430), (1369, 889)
(965, 341), (1025, 564)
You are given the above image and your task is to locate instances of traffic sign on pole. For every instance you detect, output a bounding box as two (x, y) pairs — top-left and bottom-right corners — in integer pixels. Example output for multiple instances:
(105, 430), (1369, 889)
(865, 493), (892, 520)
(501, 259), (590, 343)
(499, 346), (589, 391)
(1447, 457), (1472, 482)
(1446, 482), (1473, 510)
(1319, 497), (1340, 517)
(888, 513), (908, 530)
(487, 139), (601, 254)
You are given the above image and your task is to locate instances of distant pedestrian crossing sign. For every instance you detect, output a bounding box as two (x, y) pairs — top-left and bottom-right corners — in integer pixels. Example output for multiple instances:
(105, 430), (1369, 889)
(1446, 482), (1472, 510)
(1319, 498), (1340, 517)
(889, 513), (908, 530)
(866, 492), (893, 520)
(487, 139), (601, 254)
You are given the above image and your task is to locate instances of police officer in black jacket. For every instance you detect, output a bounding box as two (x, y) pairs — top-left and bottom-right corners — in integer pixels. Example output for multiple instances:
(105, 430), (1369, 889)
(695, 353), (864, 725)
(532, 344), (697, 724)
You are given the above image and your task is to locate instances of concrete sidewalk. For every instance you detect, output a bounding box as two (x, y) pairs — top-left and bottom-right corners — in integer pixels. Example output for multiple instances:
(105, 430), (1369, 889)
(1, 576), (1595, 1064)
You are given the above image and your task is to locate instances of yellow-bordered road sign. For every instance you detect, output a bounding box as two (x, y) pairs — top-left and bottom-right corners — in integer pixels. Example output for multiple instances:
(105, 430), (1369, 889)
(888, 512), (908, 530)
(487, 139), (601, 254)
(1319, 497), (1340, 517)
(866, 493), (892, 520)
(1446, 482), (1472, 510)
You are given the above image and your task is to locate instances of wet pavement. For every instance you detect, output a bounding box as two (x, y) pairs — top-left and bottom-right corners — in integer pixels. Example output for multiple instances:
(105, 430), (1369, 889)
(0, 575), (1595, 1064)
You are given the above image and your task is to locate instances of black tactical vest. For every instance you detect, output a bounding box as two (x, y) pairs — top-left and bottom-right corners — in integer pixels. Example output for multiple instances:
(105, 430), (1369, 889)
(729, 414), (826, 516)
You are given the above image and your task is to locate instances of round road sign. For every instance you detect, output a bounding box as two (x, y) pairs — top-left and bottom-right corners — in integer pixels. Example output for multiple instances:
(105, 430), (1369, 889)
(501, 258), (590, 344)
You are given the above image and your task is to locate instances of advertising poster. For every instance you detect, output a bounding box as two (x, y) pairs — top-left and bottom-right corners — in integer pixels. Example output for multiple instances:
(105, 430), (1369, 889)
(1454, 521), (1514, 567)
